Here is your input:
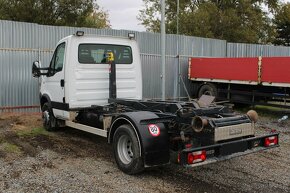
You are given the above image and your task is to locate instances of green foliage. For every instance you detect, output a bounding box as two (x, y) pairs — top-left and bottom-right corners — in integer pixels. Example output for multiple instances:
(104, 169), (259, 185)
(0, 0), (110, 28)
(16, 127), (49, 137)
(274, 3), (290, 46)
(138, 0), (280, 43)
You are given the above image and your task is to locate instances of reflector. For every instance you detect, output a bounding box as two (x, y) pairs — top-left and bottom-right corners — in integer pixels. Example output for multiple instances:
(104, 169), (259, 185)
(264, 136), (278, 147)
(187, 150), (207, 164)
(187, 154), (194, 164)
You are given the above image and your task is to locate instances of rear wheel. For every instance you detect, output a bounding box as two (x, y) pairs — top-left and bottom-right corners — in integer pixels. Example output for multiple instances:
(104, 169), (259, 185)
(113, 124), (144, 174)
(198, 83), (218, 98)
(42, 102), (58, 131)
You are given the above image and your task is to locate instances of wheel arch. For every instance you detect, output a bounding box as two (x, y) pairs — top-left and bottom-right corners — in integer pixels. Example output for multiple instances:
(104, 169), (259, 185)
(109, 117), (142, 158)
(40, 94), (52, 110)
(109, 117), (138, 144)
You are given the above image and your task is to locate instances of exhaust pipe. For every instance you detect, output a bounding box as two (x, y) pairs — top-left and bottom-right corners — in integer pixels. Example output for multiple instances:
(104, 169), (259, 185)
(191, 116), (208, 132)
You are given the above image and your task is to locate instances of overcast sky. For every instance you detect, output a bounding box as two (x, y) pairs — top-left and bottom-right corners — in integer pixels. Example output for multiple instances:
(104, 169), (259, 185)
(98, 0), (290, 32)
(98, 0), (146, 32)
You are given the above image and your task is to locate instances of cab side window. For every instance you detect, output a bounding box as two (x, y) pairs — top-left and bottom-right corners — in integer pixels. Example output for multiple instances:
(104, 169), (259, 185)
(49, 43), (66, 75)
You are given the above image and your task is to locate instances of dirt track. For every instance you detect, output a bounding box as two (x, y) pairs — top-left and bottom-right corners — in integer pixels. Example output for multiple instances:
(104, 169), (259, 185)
(0, 112), (289, 193)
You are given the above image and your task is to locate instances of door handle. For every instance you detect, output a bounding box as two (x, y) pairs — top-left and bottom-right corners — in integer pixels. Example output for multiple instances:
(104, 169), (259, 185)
(60, 79), (64, 87)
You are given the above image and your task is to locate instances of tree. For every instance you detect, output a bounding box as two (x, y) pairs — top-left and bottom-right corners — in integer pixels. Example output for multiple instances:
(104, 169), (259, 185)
(138, 0), (279, 43)
(0, 0), (110, 28)
(274, 3), (290, 46)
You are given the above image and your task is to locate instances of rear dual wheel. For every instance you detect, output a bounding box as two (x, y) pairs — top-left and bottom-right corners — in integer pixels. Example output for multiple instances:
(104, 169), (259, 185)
(113, 124), (144, 174)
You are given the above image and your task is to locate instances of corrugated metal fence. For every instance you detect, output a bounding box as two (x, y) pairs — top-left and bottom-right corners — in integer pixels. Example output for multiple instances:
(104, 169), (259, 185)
(0, 20), (290, 112)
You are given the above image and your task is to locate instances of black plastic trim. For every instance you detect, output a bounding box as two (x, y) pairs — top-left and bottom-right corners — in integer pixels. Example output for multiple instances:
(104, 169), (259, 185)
(60, 79), (64, 87)
(51, 101), (69, 111)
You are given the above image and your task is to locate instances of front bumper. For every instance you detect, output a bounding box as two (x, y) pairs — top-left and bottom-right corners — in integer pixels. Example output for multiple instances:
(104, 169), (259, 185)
(179, 132), (279, 167)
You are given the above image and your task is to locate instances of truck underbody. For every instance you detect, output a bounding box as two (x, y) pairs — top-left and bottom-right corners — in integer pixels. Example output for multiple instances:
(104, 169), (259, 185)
(194, 82), (290, 108)
(58, 96), (279, 172)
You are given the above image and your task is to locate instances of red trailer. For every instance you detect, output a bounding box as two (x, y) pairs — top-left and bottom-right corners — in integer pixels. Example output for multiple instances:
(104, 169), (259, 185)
(188, 57), (290, 108)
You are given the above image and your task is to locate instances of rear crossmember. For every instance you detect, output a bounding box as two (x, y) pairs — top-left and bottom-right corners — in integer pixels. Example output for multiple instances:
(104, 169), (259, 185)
(179, 132), (279, 166)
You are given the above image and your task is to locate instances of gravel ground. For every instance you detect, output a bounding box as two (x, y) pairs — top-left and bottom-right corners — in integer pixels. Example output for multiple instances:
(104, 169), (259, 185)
(0, 112), (289, 193)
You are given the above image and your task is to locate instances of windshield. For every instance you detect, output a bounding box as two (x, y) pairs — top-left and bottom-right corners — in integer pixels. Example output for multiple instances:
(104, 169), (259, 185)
(78, 44), (133, 64)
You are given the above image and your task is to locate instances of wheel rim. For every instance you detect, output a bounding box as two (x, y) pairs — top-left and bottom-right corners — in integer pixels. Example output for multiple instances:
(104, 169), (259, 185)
(117, 135), (134, 164)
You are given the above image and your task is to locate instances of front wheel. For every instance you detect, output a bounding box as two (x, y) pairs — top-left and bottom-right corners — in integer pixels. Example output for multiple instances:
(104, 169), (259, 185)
(42, 102), (58, 131)
(113, 124), (144, 174)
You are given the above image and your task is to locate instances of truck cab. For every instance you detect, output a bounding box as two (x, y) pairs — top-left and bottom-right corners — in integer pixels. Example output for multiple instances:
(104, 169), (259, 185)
(36, 32), (142, 120)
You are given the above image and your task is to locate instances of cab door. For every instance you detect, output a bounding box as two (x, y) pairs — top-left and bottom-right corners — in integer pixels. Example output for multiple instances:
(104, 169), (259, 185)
(42, 42), (66, 119)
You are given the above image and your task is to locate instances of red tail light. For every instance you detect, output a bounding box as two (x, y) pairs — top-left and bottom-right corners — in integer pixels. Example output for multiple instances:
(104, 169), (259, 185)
(264, 136), (278, 147)
(187, 150), (206, 164)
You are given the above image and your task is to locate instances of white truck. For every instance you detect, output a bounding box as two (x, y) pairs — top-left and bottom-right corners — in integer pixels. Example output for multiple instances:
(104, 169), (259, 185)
(32, 31), (279, 174)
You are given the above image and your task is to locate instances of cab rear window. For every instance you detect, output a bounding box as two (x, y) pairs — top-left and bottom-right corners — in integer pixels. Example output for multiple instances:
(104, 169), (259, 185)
(78, 44), (133, 64)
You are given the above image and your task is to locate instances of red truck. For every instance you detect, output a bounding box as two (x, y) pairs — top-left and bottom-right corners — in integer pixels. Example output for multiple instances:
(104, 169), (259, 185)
(188, 57), (290, 108)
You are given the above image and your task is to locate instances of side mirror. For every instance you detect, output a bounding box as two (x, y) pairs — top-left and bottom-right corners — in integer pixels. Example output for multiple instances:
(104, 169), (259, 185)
(32, 61), (41, 77)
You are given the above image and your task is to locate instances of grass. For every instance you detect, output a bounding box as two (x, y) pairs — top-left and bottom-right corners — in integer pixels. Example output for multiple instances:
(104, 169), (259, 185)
(3, 142), (21, 154)
(16, 127), (49, 137)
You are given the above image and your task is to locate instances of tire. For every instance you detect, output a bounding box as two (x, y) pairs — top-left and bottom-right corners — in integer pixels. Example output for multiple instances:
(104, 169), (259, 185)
(42, 102), (58, 131)
(198, 83), (218, 98)
(113, 124), (144, 174)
